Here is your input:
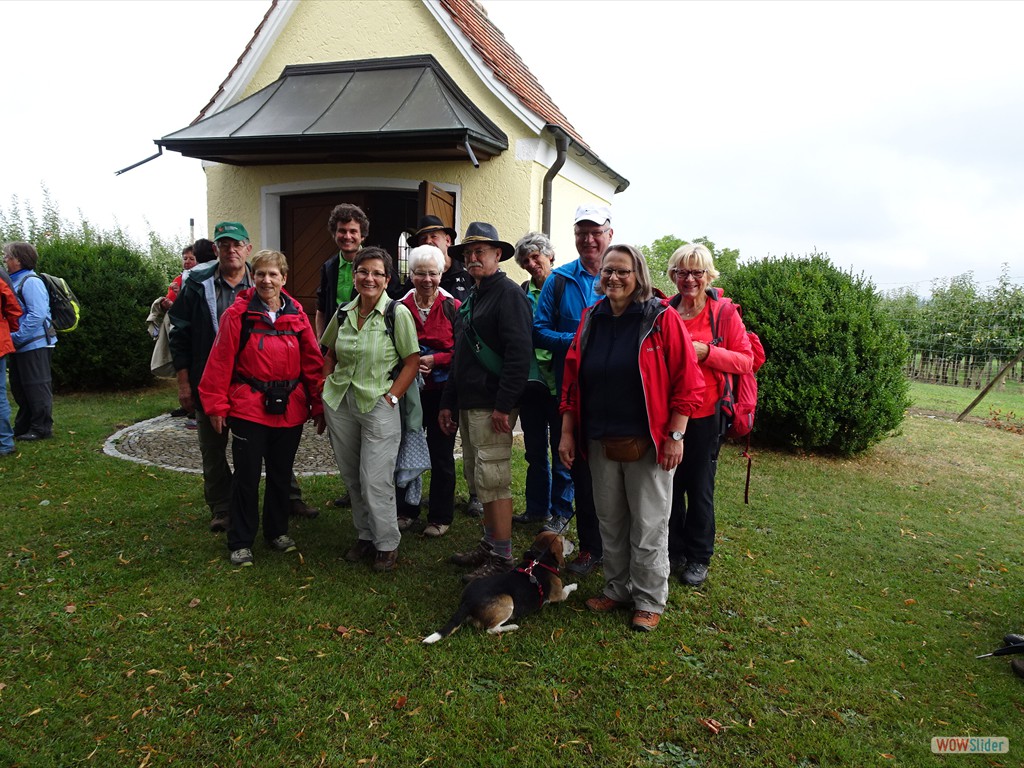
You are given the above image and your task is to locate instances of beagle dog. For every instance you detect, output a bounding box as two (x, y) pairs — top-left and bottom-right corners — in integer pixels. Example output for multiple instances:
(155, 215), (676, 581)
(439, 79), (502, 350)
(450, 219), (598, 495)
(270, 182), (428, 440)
(423, 531), (578, 643)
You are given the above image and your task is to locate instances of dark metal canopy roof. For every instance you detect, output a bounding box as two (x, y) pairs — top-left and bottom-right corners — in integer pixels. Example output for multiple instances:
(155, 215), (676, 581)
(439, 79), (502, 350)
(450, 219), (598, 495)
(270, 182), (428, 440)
(157, 54), (508, 166)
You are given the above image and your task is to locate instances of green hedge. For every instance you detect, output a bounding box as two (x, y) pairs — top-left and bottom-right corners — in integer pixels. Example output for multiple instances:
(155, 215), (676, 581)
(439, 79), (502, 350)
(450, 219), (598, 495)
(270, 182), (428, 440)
(719, 253), (910, 455)
(38, 239), (168, 391)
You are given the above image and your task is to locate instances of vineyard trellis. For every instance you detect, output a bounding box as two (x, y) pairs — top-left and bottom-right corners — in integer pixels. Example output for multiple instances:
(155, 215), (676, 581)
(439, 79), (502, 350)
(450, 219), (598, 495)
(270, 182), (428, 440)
(882, 266), (1024, 391)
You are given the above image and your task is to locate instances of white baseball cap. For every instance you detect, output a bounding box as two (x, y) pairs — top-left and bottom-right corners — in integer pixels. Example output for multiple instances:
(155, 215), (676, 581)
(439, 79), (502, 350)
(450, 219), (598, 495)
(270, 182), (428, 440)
(573, 204), (612, 226)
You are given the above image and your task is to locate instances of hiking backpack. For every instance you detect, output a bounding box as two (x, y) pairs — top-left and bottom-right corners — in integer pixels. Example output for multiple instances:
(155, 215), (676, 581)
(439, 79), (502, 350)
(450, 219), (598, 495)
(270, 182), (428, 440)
(706, 290), (765, 503)
(706, 290), (765, 440)
(16, 272), (81, 333)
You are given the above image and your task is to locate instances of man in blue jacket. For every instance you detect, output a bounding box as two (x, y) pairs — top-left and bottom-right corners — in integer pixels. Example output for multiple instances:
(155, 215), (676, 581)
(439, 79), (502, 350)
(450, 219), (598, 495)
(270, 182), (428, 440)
(533, 204), (614, 575)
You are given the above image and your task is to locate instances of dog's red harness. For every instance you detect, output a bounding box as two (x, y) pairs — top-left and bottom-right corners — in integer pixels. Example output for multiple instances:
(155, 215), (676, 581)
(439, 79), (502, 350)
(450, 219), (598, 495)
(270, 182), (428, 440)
(516, 561), (559, 607)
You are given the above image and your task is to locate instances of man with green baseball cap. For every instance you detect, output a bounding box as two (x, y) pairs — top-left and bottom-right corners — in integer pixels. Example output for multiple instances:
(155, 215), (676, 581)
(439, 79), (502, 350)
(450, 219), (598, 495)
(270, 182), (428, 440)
(169, 221), (318, 531)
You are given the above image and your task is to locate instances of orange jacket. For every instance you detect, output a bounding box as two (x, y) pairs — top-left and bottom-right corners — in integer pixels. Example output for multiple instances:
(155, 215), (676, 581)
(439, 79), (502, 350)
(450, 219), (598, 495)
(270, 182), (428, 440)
(0, 275), (24, 358)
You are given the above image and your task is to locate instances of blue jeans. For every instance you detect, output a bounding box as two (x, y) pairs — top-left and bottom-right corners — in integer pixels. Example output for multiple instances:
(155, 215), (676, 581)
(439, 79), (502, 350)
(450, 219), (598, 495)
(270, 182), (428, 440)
(519, 384), (574, 519)
(0, 355), (13, 453)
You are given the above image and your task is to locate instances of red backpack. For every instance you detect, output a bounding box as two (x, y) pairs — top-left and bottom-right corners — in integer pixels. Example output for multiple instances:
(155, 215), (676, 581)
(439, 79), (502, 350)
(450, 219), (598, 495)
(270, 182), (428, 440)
(707, 291), (765, 502)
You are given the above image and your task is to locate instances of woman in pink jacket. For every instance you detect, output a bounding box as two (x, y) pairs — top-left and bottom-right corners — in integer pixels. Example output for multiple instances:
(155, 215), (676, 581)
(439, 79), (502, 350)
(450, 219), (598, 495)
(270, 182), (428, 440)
(559, 244), (704, 632)
(199, 250), (324, 568)
(666, 243), (754, 588)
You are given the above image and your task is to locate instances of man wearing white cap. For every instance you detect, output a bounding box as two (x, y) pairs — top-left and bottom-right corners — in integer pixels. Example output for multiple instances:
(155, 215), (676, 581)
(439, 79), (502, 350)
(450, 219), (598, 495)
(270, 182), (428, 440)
(533, 204), (614, 575)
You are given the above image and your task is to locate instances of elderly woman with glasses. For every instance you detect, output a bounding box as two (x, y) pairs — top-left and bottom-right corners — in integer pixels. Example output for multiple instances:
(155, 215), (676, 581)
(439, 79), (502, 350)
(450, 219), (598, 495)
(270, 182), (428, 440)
(321, 247), (420, 572)
(395, 244), (460, 538)
(559, 244), (704, 632)
(199, 250), (325, 568)
(666, 243), (754, 588)
(512, 232), (574, 528)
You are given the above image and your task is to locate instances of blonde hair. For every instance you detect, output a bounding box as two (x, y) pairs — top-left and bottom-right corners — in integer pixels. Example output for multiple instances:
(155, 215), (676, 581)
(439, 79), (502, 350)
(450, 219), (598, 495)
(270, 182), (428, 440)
(667, 243), (719, 281)
(251, 249), (288, 276)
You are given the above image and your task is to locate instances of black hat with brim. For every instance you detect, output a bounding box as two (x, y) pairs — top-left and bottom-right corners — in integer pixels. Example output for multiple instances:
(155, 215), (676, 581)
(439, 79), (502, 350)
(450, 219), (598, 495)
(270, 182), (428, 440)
(407, 214), (458, 245)
(448, 221), (515, 262)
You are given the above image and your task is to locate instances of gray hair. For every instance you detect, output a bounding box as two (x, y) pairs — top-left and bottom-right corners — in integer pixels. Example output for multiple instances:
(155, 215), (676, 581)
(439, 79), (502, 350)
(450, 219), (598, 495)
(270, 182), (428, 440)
(407, 244), (446, 274)
(513, 231), (555, 268)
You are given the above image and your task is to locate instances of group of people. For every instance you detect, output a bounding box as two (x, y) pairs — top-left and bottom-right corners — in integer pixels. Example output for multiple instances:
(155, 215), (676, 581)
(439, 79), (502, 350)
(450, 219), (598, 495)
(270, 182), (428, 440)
(159, 200), (756, 633)
(1, 241), (56, 452)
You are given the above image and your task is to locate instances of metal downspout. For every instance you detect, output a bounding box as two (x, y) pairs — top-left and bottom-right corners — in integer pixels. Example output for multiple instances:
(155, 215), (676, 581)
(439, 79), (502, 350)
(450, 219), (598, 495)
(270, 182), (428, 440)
(541, 127), (570, 236)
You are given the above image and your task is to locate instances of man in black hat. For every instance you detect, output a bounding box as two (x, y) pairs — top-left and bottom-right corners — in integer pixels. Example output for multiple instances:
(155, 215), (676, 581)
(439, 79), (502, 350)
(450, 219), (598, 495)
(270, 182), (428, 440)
(407, 215), (471, 305)
(438, 222), (533, 581)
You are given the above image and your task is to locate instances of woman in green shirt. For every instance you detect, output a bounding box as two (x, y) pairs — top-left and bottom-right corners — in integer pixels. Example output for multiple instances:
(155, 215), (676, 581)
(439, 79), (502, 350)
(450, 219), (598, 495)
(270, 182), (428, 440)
(321, 247), (420, 572)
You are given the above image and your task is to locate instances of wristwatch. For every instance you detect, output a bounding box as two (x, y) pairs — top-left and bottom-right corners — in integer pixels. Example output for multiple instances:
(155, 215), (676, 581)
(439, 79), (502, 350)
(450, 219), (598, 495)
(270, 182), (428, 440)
(385, 393), (399, 406)
(669, 430), (685, 441)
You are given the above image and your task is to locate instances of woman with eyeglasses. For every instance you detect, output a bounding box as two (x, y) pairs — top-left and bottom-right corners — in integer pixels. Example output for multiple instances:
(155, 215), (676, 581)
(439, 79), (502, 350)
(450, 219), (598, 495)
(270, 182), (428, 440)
(394, 244), (460, 538)
(559, 244), (704, 632)
(666, 243), (754, 588)
(321, 247), (420, 572)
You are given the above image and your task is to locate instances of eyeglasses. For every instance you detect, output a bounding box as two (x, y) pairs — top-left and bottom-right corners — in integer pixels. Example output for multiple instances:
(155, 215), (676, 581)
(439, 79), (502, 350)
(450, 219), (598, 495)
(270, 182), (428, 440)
(600, 267), (634, 279)
(670, 268), (706, 280)
(355, 268), (387, 280)
(462, 247), (496, 260)
(575, 227), (609, 242)
(412, 270), (441, 279)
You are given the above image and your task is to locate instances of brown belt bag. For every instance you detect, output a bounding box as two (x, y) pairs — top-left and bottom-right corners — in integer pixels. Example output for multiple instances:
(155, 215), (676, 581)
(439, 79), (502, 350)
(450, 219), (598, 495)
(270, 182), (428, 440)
(600, 435), (653, 463)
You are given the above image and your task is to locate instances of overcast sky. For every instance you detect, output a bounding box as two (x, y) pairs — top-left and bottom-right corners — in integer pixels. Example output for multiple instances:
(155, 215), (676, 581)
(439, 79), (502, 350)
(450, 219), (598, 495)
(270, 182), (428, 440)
(2, 0), (1022, 294)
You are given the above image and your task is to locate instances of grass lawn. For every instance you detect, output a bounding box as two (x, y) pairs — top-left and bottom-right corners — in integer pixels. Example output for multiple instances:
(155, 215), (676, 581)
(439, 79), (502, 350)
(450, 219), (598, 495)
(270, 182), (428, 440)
(2, 380), (1022, 767)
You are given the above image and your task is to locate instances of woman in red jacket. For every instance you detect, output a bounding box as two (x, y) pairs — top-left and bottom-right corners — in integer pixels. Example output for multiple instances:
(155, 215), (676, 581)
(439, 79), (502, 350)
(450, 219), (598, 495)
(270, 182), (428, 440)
(0, 268), (25, 456)
(199, 250), (325, 567)
(559, 244), (704, 632)
(666, 243), (754, 588)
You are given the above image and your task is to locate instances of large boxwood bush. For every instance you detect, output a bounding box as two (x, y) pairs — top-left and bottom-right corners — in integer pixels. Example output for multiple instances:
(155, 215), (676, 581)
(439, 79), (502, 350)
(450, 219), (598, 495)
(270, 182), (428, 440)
(719, 253), (910, 455)
(38, 239), (170, 391)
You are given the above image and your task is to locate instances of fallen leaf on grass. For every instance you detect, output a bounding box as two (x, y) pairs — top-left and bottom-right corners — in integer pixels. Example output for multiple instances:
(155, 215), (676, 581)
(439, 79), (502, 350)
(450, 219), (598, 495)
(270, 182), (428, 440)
(57, 550), (72, 559)
(880, 754), (895, 759)
(24, 708), (42, 717)
(904, 599), (917, 606)
(65, 604), (76, 613)
(146, 669), (164, 676)
(118, 553), (132, 565)
(393, 696), (408, 709)
(697, 717), (723, 734)
(188, 598), (201, 608)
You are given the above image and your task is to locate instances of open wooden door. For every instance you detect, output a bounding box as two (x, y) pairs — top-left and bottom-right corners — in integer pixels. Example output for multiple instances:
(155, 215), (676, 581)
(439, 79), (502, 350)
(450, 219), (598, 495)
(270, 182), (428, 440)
(418, 181), (456, 234)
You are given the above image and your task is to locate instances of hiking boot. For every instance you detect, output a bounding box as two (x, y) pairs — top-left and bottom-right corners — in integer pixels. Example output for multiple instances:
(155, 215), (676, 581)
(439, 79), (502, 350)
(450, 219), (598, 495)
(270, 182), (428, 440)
(289, 499), (320, 519)
(567, 550), (602, 576)
(585, 595), (631, 613)
(230, 548), (254, 567)
(462, 552), (515, 583)
(513, 512), (552, 525)
(465, 495), (483, 517)
(334, 493), (351, 508)
(269, 535), (297, 553)
(169, 407), (188, 417)
(680, 562), (709, 587)
(209, 514), (229, 533)
(344, 539), (376, 563)
(373, 549), (399, 572)
(542, 516), (572, 534)
(397, 517), (415, 532)
(450, 540), (492, 568)
(423, 523), (450, 538)
(632, 610), (661, 632)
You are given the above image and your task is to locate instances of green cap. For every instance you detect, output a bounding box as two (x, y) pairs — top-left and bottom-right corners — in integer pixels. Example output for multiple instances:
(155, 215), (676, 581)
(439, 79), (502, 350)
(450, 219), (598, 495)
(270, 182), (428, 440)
(213, 221), (250, 242)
